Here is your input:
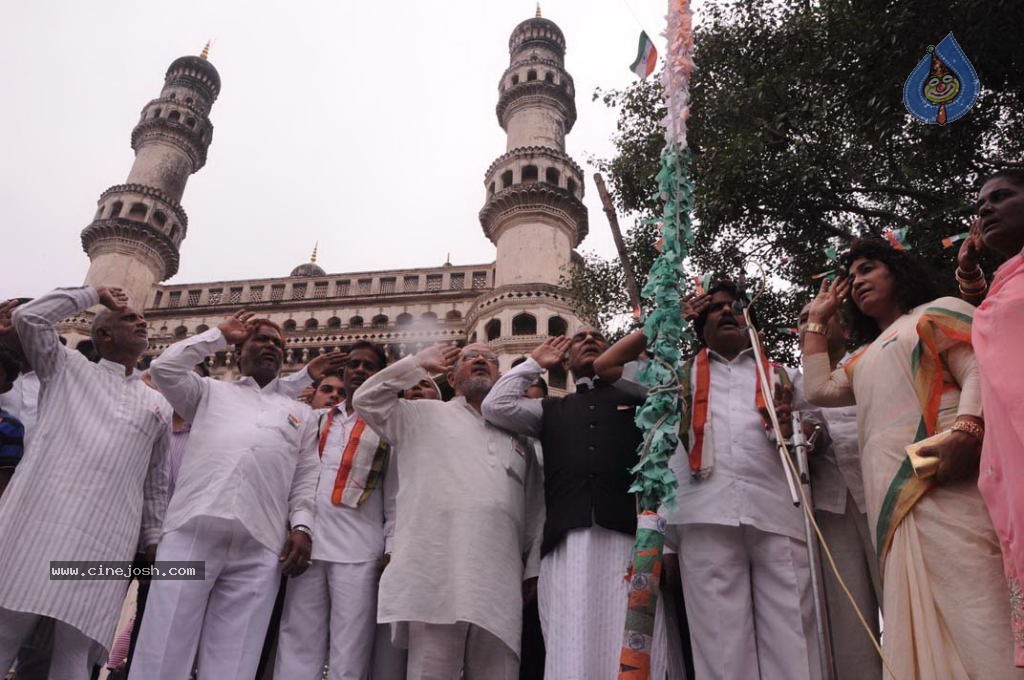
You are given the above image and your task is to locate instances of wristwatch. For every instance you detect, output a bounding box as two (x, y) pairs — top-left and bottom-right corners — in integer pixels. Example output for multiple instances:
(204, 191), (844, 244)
(292, 524), (312, 538)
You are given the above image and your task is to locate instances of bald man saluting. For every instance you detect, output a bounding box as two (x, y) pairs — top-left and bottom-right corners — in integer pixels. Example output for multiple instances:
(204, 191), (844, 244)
(353, 343), (543, 680)
(0, 286), (171, 679)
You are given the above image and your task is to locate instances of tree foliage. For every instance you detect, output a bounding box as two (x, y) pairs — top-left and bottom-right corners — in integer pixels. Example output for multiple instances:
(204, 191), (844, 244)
(569, 0), (1024, 357)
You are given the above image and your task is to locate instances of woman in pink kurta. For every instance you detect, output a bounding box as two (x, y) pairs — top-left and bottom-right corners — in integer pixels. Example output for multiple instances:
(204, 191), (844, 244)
(970, 168), (1024, 666)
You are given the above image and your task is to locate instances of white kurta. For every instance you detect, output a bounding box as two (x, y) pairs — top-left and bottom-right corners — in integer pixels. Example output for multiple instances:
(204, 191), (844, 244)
(352, 355), (543, 657)
(0, 287), (171, 650)
(149, 327), (318, 552)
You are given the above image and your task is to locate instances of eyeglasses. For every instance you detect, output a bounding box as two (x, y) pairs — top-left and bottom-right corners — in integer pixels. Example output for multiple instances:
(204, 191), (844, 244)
(460, 350), (499, 364)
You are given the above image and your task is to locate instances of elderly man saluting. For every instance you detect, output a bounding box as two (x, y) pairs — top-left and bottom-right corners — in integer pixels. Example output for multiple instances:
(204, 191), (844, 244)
(353, 342), (543, 680)
(0, 286), (171, 679)
(130, 310), (319, 680)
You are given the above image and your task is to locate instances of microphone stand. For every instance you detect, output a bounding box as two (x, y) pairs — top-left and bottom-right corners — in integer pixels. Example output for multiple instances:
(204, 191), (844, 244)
(735, 287), (837, 680)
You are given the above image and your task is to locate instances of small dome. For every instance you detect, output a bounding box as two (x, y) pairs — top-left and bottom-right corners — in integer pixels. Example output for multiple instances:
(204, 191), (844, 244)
(166, 55), (222, 98)
(290, 262), (326, 278)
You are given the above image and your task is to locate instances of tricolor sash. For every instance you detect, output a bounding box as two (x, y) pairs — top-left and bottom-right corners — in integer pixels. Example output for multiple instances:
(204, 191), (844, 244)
(680, 348), (791, 479)
(873, 305), (973, 568)
(318, 408), (391, 508)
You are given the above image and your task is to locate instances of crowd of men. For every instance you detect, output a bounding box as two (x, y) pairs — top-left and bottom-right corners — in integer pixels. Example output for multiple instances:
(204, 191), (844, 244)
(0, 169), (1023, 680)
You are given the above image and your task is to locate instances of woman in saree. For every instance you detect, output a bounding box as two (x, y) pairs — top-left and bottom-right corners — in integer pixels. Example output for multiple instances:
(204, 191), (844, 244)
(958, 168), (1024, 666)
(802, 236), (1021, 679)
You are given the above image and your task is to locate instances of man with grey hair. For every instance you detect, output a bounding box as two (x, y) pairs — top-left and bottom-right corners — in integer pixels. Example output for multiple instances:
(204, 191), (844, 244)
(353, 343), (543, 680)
(0, 286), (171, 679)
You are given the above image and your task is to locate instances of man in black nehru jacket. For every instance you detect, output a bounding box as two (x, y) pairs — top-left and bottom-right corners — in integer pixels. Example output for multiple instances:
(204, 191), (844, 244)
(483, 328), (677, 679)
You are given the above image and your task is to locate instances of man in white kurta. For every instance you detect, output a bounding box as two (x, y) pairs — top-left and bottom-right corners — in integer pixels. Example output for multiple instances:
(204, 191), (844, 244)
(353, 343), (543, 680)
(275, 341), (398, 680)
(0, 286), (171, 678)
(667, 283), (821, 680)
(130, 313), (319, 680)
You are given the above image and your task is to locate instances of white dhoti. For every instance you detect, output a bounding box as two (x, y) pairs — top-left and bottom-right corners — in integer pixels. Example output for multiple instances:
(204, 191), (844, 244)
(0, 608), (97, 680)
(274, 558), (381, 680)
(538, 525), (669, 680)
(671, 523), (821, 680)
(815, 493), (882, 680)
(128, 516), (280, 680)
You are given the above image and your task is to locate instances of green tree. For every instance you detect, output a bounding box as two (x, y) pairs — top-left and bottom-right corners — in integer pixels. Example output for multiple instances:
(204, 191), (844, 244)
(569, 0), (1024, 357)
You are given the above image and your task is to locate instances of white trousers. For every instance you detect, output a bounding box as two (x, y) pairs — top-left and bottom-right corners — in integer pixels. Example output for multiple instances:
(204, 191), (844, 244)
(128, 516), (280, 680)
(274, 559), (381, 680)
(670, 523), (821, 680)
(538, 525), (670, 680)
(406, 622), (517, 680)
(0, 609), (96, 680)
(815, 495), (882, 680)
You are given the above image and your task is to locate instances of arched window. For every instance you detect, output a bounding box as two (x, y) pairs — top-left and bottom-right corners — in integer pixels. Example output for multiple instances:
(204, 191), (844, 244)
(349, 316), (364, 329)
(420, 312), (437, 323)
(195, 324), (209, 334)
(544, 72), (554, 83)
(152, 211), (167, 228)
(327, 317), (342, 329)
(567, 178), (577, 196)
(168, 93), (177, 100)
(445, 310), (462, 321)
(511, 74), (520, 85)
(305, 318), (319, 330)
(501, 170), (513, 189)
(396, 313), (413, 327)
(372, 314), (389, 328)
(548, 316), (568, 336)
(128, 203), (147, 219)
(283, 320), (297, 332)
(152, 108), (162, 118)
(168, 110), (181, 122)
(109, 201), (123, 218)
(185, 117), (196, 129)
(527, 70), (537, 81)
(185, 97), (194, 105)
(545, 167), (560, 185)
(488, 182), (495, 196)
(169, 224), (181, 241)
(173, 325), (188, 339)
(511, 356), (527, 367)
(512, 313), (537, 336)
(485, 319), (501, 341)
(521, 165), (538, 183)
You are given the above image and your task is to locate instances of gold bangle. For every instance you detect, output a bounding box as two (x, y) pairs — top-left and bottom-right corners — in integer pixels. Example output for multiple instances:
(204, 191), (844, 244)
(959, 282), (988, 297)
(803, 322), (828, 336)
(956, 266), (985, 282)
(951, 419), (984, 442)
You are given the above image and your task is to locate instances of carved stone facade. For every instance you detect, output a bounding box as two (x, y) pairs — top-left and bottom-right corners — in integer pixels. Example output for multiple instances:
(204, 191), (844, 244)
(75, 17), (592, 393)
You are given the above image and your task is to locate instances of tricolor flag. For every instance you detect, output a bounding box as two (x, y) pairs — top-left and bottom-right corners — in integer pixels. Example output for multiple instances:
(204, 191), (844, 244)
(630, 31), (658, 79)
(941, 231), (970, 248)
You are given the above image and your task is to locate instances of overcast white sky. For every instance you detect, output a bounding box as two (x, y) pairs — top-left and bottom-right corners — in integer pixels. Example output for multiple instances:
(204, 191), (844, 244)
(1, 0), (673, 298)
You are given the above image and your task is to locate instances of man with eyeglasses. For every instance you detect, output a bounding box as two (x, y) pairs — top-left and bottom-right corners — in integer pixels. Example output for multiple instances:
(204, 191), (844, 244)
(353, 342), (543, 680)
(275, 340), (398, 680)
(482, 328), (671, 679)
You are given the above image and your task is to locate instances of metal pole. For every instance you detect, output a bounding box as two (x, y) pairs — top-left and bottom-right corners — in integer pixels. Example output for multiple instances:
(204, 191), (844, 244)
(793, 411), (838, 680)
(593, 172), (644, 317)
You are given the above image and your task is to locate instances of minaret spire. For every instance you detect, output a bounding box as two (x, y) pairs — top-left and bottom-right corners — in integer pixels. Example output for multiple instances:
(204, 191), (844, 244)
(536, 3), (542, 17)
(310, 242), (319, 263)
(200, 40), (211, 60)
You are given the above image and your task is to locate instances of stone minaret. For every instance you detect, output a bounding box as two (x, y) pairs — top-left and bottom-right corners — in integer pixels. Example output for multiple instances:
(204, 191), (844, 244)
(81, 45), (220, 307)
(472, 12), (589, 380)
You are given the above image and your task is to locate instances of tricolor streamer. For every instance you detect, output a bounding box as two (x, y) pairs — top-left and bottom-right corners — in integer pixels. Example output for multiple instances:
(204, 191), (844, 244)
(618, 0), (696, 677)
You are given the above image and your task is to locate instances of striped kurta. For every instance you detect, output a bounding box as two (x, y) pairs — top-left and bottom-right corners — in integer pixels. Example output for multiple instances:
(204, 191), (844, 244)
(0, 287), (171, 653)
